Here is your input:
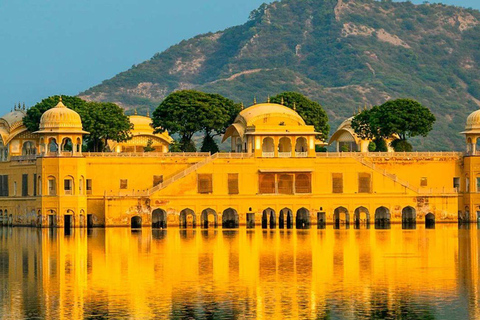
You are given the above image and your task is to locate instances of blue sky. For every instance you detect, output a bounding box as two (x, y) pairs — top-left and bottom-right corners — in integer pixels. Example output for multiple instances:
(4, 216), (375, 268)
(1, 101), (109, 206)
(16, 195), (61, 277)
(0, 0), (479, 113)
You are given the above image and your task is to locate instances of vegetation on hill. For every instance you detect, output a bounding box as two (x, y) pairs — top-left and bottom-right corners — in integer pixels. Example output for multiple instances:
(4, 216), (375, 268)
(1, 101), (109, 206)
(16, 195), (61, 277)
(79, 0), (480, 151)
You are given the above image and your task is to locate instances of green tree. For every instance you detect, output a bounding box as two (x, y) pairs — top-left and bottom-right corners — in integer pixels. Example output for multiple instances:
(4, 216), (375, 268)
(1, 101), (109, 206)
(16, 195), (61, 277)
(143, 139), (155, 152)
(152, 90), (240, 152)
(270, 92), (330, 141)
(351, 99), (436, 150)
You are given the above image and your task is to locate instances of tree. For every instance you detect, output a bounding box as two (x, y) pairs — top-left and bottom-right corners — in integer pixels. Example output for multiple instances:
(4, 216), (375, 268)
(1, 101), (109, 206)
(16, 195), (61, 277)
(152, 90), (241, 152)
(270, 92), (330, 141)
(144, 139), (155, 152)
(351, 99), (436, 151)
(83, 102), (133, 152)
(24, 95), (133, 152)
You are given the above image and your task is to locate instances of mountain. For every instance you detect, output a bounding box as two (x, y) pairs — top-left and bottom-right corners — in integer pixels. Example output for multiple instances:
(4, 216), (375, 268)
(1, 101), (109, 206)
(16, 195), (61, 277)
(79, 0), (480, 151)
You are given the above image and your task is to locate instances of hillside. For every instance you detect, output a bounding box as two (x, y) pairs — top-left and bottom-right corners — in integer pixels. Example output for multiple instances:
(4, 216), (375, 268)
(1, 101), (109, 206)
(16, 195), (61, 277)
(79, 0), (480, 151)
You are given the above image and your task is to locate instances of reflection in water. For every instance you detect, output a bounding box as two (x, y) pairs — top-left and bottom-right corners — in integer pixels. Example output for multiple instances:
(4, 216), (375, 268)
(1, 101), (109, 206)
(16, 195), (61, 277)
(0, 225), (478, 319)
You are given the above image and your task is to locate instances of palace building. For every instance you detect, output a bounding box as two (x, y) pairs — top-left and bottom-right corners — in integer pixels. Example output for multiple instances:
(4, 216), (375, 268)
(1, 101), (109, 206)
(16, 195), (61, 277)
(0, 99), (479, 229)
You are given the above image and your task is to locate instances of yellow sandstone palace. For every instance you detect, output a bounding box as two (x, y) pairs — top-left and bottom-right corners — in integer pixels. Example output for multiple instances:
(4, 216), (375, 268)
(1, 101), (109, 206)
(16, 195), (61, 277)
(1, 99), (480, 228)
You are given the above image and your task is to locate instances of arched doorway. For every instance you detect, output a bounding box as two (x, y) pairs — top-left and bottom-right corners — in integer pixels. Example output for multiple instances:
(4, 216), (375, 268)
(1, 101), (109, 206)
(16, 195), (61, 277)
(296, 207), (310, 229)
(262, 137), (275, 157)
(201, 208), (217, 228)
(333, 207), (350, 228)
(64, 210), (74, 230)
(222, 208), (238, 228)
(375, 206), (390, 229)
(279, 208), (291, 229)
(402, 206), (416, 229)
(262, 208), (276, 229)
(295, 137), (308, 156)
(131, 216), (142, 229)
(152, 209), (167, 229)
(278, 137), (292, 157)
(48, 210), (56, 228)
(354, 206), (370, 228)
(179, 209), (196, 228)
(425, 213), (435, 229)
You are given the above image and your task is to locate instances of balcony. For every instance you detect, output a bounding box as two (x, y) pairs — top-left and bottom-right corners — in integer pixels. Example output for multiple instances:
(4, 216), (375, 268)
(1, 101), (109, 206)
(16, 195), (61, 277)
(295, 152), (308, 158)
(278, 152), (292, 158)
(262, 152), (275, 158)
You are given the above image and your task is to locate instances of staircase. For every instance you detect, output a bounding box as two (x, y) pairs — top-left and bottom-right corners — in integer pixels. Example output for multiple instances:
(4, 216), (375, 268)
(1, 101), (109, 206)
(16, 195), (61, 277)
(147, 153), (219, 195)
(353, 156), (419, 193)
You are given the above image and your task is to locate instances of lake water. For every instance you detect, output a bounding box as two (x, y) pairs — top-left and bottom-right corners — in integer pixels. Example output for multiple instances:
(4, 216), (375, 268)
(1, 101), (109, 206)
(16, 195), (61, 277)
(0, 225), (479, 319)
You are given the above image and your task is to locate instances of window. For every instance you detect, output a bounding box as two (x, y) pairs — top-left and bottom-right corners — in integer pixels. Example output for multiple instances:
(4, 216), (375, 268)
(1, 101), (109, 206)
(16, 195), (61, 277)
(278, 174), (294, 194)
(13, 181), (17, 196)
(64, 179), (73, 195)
(453, 177), (460, 191)
(420, 177), (428, 187)
(48, 178), (56, 196)
(466, 177), (470, 192)
(332, 173), (343, 194)
(358, 173), (371, 193)
(153, 175), (164, 187)
(259, 173), (275, 194)
(295, 173), (311, 194)
(120, 179), (128, 189)
(86, 179), (92, 194)
(22, 174), (28, 196)
(0, 175), (8, 196)
(33, 174), (37, 196)
(228, 173), (239, 194)
(197, 174), (213, 194)
(477, 177), (480, 193)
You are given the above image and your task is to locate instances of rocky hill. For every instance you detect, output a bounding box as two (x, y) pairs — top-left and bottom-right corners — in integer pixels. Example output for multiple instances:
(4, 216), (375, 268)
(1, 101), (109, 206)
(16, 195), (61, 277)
(79, 0), (480, 150)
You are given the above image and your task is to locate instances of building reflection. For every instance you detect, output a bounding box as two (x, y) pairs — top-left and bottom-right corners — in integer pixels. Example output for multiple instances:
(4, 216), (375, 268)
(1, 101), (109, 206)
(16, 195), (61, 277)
(0, 225), (478, 319)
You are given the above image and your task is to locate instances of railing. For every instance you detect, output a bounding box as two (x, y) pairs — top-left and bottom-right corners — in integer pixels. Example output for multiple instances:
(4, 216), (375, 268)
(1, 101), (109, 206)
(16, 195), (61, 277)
(418, 188), (458, 194)
(278, 152), (292, 158)
(262, 152), (275, 158)
(216, 153), (254, 159)
(10, 155), (37, 161)
(147, 153), (220, 195)
(295, 152), (308, 158)
(316, 151), (463, 159)
(85, 152), (211, 158)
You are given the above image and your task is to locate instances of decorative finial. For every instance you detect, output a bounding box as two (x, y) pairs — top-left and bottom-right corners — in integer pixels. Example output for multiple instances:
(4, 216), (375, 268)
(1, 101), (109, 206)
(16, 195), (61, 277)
(293, 102), (297, 111)
(281, 97), (285, 105)
(253, 97), (257, 105)
(59, 96), (62, 103)
(267, 95), (270, 103)
(241, 102), (244, 110)
(134, 109), (138, 115)
(146, 109), (150, 117)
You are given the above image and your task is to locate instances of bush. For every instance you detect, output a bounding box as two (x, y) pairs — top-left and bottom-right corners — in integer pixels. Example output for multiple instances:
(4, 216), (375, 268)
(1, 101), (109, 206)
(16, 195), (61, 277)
(391, 139), (413, 152)
(368, 141), (377, 152)
(375, 139), (388, 152)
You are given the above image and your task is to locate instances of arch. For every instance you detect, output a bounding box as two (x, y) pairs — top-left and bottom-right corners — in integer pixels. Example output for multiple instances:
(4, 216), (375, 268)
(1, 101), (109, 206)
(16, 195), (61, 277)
(296, 207), (310, 229)
(64, 210), (74, 229)
(87, 214), (95, 228)
(22, 141), (36, 155)
(222, 208), (238, 228)
(79, 210), (86, 228)
(179, 208), (196, 228)
(131, 216), (142, 229)
(402, 206), (416, 229)
(76, 137), (82, 153)
(48, 138), (58, 153)
(201, 208), (217, 228)
(262, 137), (274, 155)
(295, 137), (308, 153)
(61, 137), (73, 152)
(375, 206), (391, 229)
(63, 175), (75, 195)
(47, 176), (57, 196)
(47, 210), (56, 228)
(278, 137), (292, 154)
(354, 206), (370, 227)
(279, 207), (291, 229)
(333, 206), (350, 228)
(262, 208), (276, 229)
(39, 137), (45, 154)
(425, 213), (435, 229)
(152, 209), (167, 229)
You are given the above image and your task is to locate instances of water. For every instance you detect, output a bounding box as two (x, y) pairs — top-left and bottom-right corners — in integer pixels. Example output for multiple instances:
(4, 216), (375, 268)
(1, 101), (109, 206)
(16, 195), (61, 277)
(0, 225), (479, 319)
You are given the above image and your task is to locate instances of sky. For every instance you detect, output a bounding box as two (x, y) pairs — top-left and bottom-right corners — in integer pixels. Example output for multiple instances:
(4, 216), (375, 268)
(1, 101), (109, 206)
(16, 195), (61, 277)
(0, 0), (479, 114)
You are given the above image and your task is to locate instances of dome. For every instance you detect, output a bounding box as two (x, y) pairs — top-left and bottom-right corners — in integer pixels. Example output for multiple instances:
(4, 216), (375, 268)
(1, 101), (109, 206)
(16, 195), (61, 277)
(35, 99), (88, 134)
(0, 109), (26, 131)
(236, 103), (306, 126)
(464, 109), (480, 132)
(129, 115), (155, 134)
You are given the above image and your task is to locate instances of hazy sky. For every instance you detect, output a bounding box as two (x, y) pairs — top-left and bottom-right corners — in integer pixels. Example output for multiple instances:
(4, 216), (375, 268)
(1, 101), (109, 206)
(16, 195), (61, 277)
(0, 0), (479, 113)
